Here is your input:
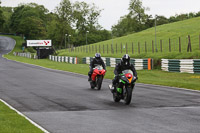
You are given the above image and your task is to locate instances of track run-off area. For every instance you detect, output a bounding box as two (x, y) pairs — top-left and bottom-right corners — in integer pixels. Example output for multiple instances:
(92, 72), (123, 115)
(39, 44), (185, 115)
(0, 36), (200, 133)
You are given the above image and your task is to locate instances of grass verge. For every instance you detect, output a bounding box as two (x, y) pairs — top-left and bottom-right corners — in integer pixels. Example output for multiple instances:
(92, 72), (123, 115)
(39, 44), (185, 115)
(0, 100), (43, 133)
(4, 54), (200, 90)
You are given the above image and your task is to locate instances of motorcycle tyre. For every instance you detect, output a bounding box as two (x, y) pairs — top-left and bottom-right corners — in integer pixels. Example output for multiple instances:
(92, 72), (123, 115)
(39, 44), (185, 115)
(97, 76), (103, 90)
(90, 81), (95, 89)
(124, 87), (132, 105)
(113, 92), (120, 102)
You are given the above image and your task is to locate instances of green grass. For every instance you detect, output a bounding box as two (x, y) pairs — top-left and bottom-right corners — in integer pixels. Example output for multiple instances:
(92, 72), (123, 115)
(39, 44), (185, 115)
(0, 100), (43, 133)
(58, 17), (200, 59)
(4, 55), (200, 90)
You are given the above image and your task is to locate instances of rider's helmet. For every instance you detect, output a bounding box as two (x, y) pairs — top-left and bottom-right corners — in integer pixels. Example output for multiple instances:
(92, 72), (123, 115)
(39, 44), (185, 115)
(121, 54), (130, 66)
(95, 53), (101, 60)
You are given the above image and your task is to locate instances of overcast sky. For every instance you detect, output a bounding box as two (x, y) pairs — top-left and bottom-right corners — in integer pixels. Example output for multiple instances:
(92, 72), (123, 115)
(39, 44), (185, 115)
(1, 0), (200, 30)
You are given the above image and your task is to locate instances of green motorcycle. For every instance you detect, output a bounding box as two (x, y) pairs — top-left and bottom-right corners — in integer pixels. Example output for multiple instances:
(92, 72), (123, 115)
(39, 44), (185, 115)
(109, 69), (137, 105)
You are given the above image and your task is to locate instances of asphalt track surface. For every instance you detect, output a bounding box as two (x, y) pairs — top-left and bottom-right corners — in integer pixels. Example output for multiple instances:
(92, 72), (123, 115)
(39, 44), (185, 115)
(1, 36), (200, 133)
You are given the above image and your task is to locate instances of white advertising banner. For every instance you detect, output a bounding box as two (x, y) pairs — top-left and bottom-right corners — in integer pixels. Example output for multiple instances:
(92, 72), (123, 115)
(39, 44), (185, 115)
(27, 40), (52, 46)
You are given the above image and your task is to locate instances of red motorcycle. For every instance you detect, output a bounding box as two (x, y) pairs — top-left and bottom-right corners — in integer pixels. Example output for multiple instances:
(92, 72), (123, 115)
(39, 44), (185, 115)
(89, 65), (106, 90)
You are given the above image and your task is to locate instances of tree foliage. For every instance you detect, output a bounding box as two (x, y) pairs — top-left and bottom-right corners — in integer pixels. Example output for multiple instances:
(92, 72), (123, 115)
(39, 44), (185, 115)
(0, 1), (5, 31)
(18, 16), (46, 39)
(1, 7), (13, 32)
(72, 1), (103, 46)
(9, 3), (48, 39)
(54, 0), (73, 48)
(112, 0), (148, 37)
(156, 16), (168, 26)
(128, 0), (147, 23)
(6, 0), (110, 48)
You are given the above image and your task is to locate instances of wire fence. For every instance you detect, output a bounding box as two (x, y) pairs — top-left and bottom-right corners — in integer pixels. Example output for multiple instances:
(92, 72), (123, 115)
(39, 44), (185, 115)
(66, 34), (200, 54)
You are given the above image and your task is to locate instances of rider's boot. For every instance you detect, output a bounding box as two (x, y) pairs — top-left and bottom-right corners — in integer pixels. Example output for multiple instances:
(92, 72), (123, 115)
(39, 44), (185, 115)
(88, 76), (92, 81)
(109, 84), (116, 93)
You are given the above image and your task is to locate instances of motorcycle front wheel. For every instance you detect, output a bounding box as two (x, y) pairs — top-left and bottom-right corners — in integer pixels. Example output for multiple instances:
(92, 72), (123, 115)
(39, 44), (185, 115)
(96, 76), (103, 90)
(124, 87), (132, 105)
(90, 81), (95, 89)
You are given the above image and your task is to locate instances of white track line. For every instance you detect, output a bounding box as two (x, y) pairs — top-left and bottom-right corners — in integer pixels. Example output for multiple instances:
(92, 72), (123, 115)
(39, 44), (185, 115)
(136, 83), (200, 93)
(0, 99), (49, 133)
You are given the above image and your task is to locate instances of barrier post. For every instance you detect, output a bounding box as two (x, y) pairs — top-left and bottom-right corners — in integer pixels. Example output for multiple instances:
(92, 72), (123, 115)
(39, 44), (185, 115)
(148, 58), (152, 70)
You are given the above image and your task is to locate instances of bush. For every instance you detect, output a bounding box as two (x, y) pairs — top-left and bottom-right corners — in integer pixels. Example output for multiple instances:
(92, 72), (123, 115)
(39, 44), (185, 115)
(25, 47), (36, 53)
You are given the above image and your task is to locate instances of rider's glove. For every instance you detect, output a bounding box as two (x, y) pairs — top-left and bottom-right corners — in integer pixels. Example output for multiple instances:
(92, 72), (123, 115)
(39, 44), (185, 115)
(115, 74), (120, 78)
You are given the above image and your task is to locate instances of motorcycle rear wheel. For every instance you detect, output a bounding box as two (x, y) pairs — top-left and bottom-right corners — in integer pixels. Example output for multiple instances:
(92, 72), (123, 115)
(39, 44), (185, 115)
(113, 92), (120, 102)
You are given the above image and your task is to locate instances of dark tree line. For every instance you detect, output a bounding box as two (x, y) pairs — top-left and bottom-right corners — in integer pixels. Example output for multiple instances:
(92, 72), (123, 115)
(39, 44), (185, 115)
(0, 1), (5, 31)
(0, 0), (111, 48)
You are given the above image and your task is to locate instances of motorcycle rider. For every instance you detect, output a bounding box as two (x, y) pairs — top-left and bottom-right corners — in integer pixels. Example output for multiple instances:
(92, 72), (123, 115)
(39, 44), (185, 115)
(88, 53), (106, 81)
(111, 54), (138, 92)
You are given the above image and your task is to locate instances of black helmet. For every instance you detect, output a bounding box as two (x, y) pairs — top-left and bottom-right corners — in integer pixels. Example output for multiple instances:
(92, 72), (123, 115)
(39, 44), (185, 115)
(95, 53), (101, 60)
(121, 54), (130, 65)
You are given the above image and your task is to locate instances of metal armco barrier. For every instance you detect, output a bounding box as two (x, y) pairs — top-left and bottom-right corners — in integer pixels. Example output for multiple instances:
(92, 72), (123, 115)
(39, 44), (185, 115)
(82, 57), (153, 70)
(13, 52), (32, 59)
(161, 59), (200, 74)
(49, 55), (78, 64)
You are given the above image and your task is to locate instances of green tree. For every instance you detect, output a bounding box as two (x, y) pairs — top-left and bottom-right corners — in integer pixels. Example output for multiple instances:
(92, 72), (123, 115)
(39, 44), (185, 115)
(176, 14), (189, 21)
(73, 1), (89, 33)
(0, 1), (5, 31)
(72, 1), (102, 45)
(1, 7), (13, 32)
(10, 3), (48, 39)
(156, 15), (168, 26)
(195, 11), (200, 17)
(112, 15), (138, 37)
(18, 16), (46, 39)
(46, 13), (64, 48)
(112, 0), (149, 37)
(169, 16), (178, 23)
(55, 0), (73, 48)
(188, 12), (195, 18)
(87, 3), (102, 31)
(73, 2), (101, 32)
(145, 15), (154, 28)
(128, 0), (148, 23)
(47, 0), (106, 48)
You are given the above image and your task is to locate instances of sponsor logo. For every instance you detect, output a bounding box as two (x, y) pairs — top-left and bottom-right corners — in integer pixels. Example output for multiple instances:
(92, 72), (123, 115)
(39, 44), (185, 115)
(27, 40), (51, 46)
(44, 41), (50, 45)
